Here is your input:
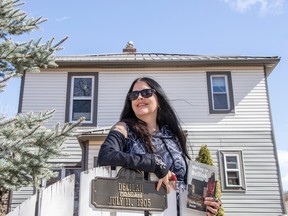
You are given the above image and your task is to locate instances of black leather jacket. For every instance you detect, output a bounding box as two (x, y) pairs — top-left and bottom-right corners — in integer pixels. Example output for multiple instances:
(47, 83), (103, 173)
(98, 130), (169, 178)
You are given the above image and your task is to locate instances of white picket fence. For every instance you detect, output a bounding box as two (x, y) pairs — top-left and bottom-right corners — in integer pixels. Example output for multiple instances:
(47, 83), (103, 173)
(7, 175), (75, 216)
(7, 167), (204, 216)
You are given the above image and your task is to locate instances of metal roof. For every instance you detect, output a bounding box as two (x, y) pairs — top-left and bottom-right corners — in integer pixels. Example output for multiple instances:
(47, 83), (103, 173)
(55, 53), (280, 73)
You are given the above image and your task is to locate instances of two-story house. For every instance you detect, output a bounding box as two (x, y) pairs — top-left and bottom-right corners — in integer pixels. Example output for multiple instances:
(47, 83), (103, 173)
(9, 42), (286, 215)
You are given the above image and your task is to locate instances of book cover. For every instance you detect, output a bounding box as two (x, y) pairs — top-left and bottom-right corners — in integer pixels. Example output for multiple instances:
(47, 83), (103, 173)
(186, 160), (217, 212)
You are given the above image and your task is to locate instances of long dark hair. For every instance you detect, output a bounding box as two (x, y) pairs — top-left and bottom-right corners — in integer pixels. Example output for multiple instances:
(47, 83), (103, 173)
(120, 77), (190, 159)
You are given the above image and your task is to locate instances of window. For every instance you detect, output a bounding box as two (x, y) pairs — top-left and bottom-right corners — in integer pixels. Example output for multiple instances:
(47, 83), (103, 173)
(219, 150), (246, 191)
(207, 72), (234, 114)
(66, 73), (98, 125)
(71, 76), (93, 122)
(94, 156), (99, 167)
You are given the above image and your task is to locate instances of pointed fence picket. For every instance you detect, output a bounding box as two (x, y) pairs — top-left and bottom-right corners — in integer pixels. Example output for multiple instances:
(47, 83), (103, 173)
(7, 175), (75, 216)
(6, 193), (37, 216)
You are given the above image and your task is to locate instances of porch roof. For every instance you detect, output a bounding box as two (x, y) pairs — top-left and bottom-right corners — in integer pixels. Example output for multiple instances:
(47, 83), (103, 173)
(77, 127), (111, 143)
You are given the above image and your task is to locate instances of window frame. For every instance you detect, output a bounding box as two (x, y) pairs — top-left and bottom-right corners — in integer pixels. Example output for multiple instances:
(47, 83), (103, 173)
(70, 76), (94, 123)
(94, 156), (98, 167)
(65, 72), (98, 126)
(219, 150), (246, 192)
(206, 72), (235, 114)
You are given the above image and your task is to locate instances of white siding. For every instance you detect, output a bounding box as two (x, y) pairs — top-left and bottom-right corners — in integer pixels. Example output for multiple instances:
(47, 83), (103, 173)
(48, 136), (82, 163)
(187, 130), (283, 215)
(21, 72), (67, 127)
(97, 70), (271, 131)
(21, 69), (270, 131)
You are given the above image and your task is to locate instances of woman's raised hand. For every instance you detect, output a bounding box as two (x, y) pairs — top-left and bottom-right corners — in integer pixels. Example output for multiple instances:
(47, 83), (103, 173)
(156, 171), (177, 193)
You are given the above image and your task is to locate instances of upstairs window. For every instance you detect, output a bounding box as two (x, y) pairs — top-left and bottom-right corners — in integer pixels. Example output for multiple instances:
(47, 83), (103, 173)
(207, 72), (234, 114)
(71, 76), (93, 122)
(219, 150), (246, 191)
(66, 73), (98, 125)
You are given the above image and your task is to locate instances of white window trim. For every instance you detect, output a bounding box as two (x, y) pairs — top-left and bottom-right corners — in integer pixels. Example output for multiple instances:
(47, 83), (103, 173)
(224, 153), (242, 187)
(219, 150), (246, 192)
(69, 76), (95, 123)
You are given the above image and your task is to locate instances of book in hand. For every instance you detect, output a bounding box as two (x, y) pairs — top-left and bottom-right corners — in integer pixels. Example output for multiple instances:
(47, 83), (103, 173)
(186, 160), (217, 213)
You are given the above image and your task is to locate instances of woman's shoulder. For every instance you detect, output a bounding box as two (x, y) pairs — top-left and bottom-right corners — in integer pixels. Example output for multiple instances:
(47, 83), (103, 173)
(111, 121), (128, 138)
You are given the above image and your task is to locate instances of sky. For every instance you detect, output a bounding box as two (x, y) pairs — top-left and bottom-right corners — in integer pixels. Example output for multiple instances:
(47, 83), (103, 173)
(0, 0), (287, 191)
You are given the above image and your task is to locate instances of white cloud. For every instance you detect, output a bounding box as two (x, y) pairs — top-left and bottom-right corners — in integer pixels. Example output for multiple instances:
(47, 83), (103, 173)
(278, 150), (288, 192)
(222, 0), (286, 15)
(56, 16), (70, 22)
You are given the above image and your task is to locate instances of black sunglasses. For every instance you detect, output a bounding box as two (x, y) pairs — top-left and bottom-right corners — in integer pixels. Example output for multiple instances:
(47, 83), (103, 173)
(128, 89), (156, 101)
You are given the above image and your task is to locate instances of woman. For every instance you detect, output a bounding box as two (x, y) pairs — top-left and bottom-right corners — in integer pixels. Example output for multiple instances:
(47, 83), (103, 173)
(98, 77), (220, 215)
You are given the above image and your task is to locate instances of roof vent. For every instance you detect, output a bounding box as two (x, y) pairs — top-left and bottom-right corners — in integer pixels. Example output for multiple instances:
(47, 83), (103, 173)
(123, 41), (137, 53)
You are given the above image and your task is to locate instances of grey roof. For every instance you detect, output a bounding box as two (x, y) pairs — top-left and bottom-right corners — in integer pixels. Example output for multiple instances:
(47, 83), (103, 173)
(55, 53), (280, 74)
